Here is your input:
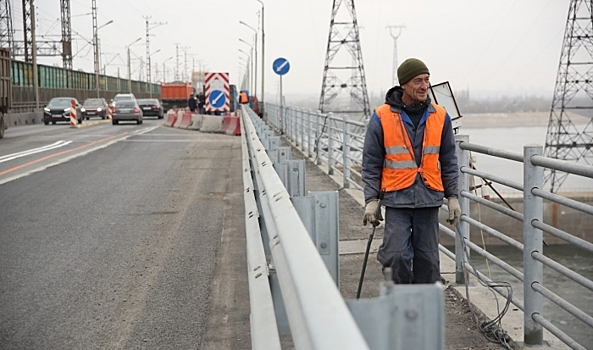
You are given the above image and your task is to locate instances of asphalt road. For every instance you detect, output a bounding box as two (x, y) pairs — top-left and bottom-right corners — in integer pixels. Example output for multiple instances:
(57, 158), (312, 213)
(0, 119), (247, 349)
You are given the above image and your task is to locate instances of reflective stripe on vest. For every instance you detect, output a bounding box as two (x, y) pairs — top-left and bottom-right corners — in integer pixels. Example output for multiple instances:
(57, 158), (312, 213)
(376, 103), (447, 192)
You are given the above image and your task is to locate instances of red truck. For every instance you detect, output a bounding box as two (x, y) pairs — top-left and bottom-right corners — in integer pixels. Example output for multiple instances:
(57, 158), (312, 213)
(160, 82), (193, 112)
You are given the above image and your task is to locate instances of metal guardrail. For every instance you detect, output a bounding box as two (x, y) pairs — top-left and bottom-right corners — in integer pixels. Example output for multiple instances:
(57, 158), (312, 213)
(241, 105), (371, 350)
(264, 102), (593, 350)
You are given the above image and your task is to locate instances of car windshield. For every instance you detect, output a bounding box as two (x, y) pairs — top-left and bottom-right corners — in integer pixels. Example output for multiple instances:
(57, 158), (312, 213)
(115, 101), (136, 108)
(48, 98), (72, 107)
(114, 95), (133, 101)
(84, 99), (104, 106)
(137, 99), (158, 105)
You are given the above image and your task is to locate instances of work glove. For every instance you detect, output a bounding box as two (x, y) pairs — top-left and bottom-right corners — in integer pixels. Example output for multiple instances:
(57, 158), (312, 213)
(362, 199), (383, 227)
(447, 197), (461, 226)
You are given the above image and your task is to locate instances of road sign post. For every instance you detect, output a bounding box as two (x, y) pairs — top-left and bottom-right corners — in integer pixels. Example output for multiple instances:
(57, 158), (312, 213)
(273, 57), (290, 134)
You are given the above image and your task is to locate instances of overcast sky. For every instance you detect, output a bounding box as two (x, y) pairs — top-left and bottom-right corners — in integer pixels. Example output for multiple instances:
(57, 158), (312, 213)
(20, 0), (568, 101)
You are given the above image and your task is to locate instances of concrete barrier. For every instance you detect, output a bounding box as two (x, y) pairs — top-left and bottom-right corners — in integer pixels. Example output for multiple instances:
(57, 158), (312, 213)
(173, 110), (185, 128)
(163, 110), (177, 127)
(4, 111), (43, 126)
(188, 114), (202, 130)
(178, 111), (193, 129)
(222, 115), (241, 136)
(200, 115), (225, 133)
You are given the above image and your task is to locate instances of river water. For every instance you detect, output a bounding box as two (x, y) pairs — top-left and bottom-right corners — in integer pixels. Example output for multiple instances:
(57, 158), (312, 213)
(452, 125), (593, 348)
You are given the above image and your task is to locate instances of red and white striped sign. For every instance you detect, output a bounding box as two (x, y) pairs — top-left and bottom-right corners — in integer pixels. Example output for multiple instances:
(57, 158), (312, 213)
(70, 99), (77, 127)
(204, 72), (230, 113)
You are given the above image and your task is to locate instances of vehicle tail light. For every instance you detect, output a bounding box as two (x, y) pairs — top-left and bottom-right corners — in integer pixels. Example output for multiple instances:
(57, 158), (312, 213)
(134, 107), (140, 113)
(152, 106), (157, 109)
(113, 108), (117, 113)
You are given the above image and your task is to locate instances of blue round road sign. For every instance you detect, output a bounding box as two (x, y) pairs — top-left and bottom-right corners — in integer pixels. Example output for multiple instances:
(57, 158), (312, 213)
(273, 57), (290, 76)
(209, 90), (226, 108)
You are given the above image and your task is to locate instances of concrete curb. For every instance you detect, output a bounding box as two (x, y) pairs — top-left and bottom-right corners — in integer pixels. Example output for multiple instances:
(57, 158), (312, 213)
(71, 119), (112, 128)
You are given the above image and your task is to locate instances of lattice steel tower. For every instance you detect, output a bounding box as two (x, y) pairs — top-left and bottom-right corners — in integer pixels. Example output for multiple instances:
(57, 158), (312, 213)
(61, 0), (73, 69)
(0, 0), (16, 54)
(544, 0), (593, 193)
(319, 0), (370, 120)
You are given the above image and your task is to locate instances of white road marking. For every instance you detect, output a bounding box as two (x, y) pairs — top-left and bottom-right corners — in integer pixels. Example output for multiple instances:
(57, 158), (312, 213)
(0, 140), (73, 163)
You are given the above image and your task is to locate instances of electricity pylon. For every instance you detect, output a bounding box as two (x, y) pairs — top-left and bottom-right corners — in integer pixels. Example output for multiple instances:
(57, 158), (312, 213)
(544, 0), (593, 193)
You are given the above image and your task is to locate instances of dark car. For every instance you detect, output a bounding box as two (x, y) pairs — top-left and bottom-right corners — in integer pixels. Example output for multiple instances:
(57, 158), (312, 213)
(81, 98), (109, 120)
(137, 99), (164, 119)
(112, 100), (143, 125)
(43, 97), (82, 125)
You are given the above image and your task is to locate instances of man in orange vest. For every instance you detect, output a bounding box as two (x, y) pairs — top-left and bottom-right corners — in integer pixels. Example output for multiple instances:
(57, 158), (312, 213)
(239, 91), (249, 104)
(361, 58), (461, 284)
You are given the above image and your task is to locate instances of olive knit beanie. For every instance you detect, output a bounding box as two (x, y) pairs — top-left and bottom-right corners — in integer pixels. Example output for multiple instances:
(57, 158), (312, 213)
(397, 58), (430, 86)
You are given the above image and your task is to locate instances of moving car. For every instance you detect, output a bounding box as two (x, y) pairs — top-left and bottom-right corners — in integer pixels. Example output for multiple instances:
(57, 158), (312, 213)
(43, 97), (82, 125)
(137, 99), (164, 119)
(81, 98), (109, 120)
(112, 100), (143, 125)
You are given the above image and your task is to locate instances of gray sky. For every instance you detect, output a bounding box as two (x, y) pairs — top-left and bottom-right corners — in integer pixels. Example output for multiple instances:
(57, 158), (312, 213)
(24, 0), (567, 100)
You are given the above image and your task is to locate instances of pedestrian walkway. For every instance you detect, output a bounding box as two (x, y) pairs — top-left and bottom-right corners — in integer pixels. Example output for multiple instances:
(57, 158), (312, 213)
(286, 140), (517, 350)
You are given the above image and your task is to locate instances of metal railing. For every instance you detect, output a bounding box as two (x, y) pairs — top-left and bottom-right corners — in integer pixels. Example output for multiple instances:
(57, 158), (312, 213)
(264, 102), (593, 350)
(241, 105), (371, 350)
(265, 104), (366, 190)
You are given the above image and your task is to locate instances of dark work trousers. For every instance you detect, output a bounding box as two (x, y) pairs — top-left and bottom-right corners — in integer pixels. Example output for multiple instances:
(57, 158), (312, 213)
(377, 206), (441, 284)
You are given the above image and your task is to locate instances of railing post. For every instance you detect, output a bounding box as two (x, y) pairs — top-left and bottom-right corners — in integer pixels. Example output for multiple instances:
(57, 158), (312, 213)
(300, 108), (305, 152)
(308, 111), (313, 158)
(523, 144), (544, 346)
(342, 115), (351, 188)
(294, 109), (300, 147)
(327, 113), (334, 175)
(316, 111), (322, 165)
(455, 135), (470, 284)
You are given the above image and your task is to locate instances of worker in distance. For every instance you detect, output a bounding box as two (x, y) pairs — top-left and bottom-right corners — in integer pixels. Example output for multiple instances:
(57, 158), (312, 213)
(361, 58), (461, 284)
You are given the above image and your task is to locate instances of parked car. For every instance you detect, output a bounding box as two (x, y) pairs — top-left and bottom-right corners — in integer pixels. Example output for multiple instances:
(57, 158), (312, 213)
(43, 97), (82, 125)
(112, 100), (143, 125)
(81, 98), (109, 120)
(137, 98), (164, 119)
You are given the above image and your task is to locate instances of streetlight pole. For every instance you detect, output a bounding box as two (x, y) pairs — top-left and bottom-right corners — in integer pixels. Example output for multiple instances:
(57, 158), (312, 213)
(162, 56), (173, 83)
(147, 49), (160, 98)
(255, 0), (265, 115)
(127, 37), (142, 93)
(239, 38), (254, 94)
(240, 20), (258, 100)
(92, 0), (113, 98)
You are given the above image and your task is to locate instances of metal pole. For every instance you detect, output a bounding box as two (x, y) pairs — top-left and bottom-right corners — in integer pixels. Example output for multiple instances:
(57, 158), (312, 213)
(280, 74), (283, 135)
(455, 135), (470, 284)
(523, 144), (544, 346)
(30, 0), (39, 111)
(328, 113), (334, 175)
(127, 47), (132, 93)
(92, 0), (99, 97)
(342, 115), (350, 188)
(256, 0), (265, 117)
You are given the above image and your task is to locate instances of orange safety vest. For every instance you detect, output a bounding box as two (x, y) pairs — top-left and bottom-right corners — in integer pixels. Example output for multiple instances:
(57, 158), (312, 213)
(239, 92), (248, 104)
(375, 103), (447, 192)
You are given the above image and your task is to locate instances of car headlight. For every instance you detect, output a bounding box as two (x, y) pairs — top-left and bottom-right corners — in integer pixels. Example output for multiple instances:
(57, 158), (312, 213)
(81, 108), (86, 112)
(44, 108), (50, 112)
(64, 107), (71, 112)
(97, 108), (102, 112)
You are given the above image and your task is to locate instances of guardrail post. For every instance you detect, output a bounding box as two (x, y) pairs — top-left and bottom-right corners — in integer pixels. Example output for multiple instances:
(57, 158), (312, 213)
(316, 111), (322, 165)
(455, 135), (470, 284)
(294, 109), (300, 147)
(523, 144), (544, 346)
(292, 191), (340, 286)
(328, 113), (334, 175)
(342, 115), (351, 188)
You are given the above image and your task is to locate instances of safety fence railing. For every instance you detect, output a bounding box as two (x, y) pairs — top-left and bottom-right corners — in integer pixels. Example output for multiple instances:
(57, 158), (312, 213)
(264, 102), (593, 350)
(265, 104), (366, 190)
(243, 105), (447, 349)
(240, 105), (370, 350)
